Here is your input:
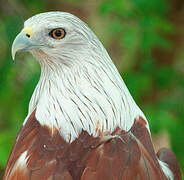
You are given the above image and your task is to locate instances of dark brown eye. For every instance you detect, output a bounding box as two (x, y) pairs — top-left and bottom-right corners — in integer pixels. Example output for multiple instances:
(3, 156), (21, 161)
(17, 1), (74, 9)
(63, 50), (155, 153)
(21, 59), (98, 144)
(49, 28), (66, 39)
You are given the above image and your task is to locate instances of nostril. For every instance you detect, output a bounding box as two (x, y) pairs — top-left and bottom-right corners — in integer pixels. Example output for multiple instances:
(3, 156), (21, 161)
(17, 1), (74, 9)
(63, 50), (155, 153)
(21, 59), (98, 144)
(26, 34), (31, 38)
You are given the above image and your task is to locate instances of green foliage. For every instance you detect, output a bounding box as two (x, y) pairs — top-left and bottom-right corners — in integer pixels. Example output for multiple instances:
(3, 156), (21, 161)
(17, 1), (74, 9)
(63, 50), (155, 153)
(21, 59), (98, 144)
(0, 0), (183, 177)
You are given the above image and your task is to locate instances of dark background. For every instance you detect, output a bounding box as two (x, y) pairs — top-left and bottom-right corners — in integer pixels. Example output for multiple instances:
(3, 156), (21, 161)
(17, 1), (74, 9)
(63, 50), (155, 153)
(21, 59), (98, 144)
(0, 0), (184, 178)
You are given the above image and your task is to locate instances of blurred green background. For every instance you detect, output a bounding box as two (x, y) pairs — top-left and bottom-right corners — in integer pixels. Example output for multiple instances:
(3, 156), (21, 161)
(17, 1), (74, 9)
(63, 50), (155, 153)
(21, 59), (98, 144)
(0, 0), (184, 178)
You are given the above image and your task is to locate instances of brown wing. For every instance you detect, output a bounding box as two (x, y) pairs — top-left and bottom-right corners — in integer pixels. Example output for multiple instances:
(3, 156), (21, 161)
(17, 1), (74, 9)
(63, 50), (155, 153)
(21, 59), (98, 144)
(3, 109), (100, 180)
(3, 111), (181, 180)
(81, 118), (163, 180)
(157, 148), (182, 180)
(81, 117), (181, 180)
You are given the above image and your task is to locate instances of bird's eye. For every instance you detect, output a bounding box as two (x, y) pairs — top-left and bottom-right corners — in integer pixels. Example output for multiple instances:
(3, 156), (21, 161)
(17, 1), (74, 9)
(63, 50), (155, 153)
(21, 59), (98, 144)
(49, 28), (66, 39)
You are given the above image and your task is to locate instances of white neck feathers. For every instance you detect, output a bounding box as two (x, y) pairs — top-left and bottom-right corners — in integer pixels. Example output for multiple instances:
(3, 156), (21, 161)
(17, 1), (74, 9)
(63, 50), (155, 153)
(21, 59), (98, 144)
(25, 38), (146, 143)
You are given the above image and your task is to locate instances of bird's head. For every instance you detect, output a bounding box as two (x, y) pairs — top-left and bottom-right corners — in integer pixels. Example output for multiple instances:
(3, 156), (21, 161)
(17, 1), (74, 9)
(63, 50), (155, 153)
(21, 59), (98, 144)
(12, 12), (104, 67)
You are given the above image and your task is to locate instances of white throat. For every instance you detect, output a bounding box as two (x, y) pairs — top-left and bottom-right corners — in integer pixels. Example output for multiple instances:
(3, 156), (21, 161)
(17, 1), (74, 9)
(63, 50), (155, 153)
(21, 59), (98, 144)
(25, 42), (147, 143)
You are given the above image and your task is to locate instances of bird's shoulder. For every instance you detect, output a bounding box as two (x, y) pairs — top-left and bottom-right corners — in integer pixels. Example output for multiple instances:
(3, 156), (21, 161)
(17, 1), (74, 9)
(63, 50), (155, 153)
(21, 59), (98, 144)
(3, 110), (181, 180)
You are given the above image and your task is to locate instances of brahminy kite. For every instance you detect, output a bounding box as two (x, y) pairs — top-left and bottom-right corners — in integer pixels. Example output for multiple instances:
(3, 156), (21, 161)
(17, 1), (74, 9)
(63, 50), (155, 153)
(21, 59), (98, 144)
(3, 12), (181, 180)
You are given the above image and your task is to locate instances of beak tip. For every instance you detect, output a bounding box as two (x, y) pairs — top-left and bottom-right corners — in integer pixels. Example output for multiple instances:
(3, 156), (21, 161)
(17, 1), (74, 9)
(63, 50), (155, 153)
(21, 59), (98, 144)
(11, 36), (19, 61)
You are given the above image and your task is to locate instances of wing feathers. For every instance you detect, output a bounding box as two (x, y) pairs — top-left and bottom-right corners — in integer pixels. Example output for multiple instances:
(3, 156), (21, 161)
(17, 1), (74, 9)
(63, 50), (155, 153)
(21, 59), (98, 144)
(157, 148), (182, 180)
(4, 111), (180, 180)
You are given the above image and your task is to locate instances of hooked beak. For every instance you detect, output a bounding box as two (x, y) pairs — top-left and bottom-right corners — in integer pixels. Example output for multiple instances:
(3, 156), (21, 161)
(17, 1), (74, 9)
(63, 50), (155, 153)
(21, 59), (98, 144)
(11, 27), (43, 60)
(12, 32), (33, 60)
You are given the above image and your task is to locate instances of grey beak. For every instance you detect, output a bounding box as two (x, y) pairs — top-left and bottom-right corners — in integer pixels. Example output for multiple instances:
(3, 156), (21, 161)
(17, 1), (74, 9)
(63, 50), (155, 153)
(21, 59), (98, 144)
(11, 31), (34, 60)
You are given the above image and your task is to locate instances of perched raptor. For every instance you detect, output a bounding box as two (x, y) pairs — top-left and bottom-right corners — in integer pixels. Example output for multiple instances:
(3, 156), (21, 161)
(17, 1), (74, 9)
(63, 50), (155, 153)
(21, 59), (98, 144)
(4, 12), (181, 180)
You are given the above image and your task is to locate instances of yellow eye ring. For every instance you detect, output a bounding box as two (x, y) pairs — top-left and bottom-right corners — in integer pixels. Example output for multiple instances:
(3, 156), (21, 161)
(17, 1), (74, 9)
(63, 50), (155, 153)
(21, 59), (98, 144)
(49, 28), (66, 39)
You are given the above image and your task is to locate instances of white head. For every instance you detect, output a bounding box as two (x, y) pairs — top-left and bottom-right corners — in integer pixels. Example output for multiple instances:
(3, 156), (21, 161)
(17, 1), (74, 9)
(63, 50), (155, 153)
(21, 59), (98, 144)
(12, 11), (145, 142)
(12, 12), (107, 69)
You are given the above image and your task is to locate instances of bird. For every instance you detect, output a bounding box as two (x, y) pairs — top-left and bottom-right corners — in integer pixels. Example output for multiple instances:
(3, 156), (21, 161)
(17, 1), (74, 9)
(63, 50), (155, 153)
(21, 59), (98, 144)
(3, 12), (181, 180)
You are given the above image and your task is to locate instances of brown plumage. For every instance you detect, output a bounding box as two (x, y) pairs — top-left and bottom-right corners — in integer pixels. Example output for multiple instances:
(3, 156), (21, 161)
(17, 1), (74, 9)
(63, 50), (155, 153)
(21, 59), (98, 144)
(3, 111), (181, 180)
